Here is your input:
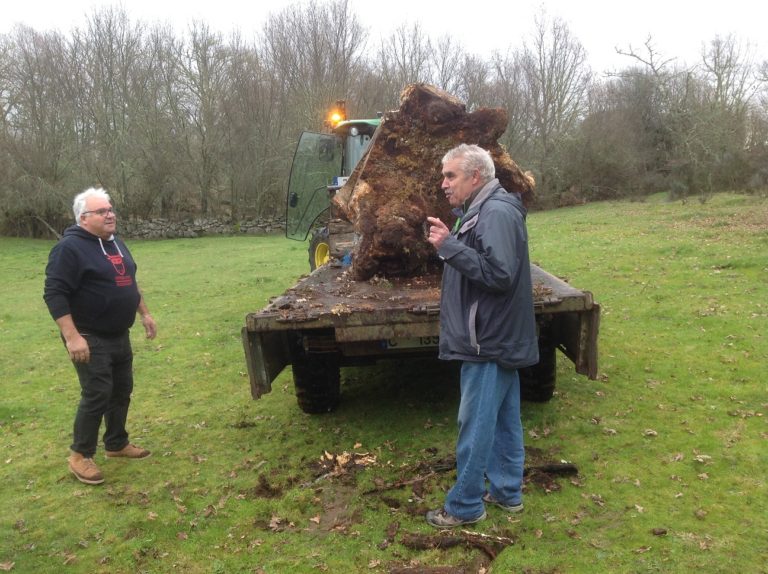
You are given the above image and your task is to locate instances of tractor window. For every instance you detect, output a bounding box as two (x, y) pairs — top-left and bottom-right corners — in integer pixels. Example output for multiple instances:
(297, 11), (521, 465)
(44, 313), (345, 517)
(286, 132), (342, 241)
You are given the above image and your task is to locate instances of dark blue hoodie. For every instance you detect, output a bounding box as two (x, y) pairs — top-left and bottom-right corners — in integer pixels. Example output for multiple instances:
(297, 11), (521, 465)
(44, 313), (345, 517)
(44, 225), (140, 336)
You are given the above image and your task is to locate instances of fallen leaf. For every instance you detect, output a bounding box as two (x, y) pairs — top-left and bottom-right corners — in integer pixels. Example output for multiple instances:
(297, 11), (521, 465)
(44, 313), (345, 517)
(651, 528), (668, 536)
(269, 516), (283, 531)
(634, 546), (652, 554)
(309, 515), (321, 524)
(0, 562), (15, 571)
(147, 511), (158, 521)
(643, 429), (658, 437)
(177, 532), (188, 540)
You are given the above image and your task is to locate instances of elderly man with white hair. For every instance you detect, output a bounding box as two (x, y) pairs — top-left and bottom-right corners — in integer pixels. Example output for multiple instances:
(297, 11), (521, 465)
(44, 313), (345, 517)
(425, 144), (538, 528)
(44, 187), (157, 485)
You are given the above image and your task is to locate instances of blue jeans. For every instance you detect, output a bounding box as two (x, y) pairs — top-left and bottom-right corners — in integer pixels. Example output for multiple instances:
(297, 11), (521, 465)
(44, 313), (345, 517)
(444, 361), (524, 520)
(69, 332), (134, 457)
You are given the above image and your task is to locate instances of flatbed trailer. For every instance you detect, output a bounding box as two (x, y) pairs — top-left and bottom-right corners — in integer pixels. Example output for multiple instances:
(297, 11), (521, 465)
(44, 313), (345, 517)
(242, 261), (600, 413)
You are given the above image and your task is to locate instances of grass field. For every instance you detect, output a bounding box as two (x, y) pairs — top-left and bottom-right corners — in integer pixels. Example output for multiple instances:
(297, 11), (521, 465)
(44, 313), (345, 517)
(1, 193), (766, 573)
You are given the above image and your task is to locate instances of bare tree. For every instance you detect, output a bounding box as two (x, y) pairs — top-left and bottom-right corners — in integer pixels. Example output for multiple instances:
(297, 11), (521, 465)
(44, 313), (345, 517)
(490, 50), (535, 161)
(431, 35), (465, 96)
(701, 35), (757, 115)
(260, 0), (367, 127)
(1, 25), (81, 234)
(374, 22), (434, 100)
(221, 33), (288, 218)
(457, 54), (492, 110)
(129, 24), (188, 218)
(521, 10), (590, 198)
(178, 22), (230, 215)
(690, 35), (759, 195)
(79, 7), (149, 208)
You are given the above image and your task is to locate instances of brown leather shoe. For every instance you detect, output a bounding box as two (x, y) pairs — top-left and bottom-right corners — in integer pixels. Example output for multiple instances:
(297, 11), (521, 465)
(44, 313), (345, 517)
(105, 444), (151, 459)
(68, 452), (105, 485)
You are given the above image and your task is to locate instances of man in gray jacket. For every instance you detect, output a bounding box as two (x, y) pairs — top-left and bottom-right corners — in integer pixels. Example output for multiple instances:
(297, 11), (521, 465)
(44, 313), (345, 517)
(425, 144), (539, 528)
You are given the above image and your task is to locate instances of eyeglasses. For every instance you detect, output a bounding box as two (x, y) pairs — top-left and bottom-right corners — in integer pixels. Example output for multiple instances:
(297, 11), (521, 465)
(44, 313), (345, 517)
(83, 207), (116, 217)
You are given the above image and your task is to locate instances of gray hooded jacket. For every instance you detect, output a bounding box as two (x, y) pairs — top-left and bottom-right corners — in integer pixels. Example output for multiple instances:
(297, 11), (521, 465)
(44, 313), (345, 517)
(436, 178), (539, 369)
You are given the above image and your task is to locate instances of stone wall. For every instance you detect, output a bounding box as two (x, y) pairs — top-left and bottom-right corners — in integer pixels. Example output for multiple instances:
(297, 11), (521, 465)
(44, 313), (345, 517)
(119, 216), (285, 239)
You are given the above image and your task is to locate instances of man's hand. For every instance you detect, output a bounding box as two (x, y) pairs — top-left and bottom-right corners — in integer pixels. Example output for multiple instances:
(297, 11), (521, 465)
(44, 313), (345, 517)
(426, 216), (450, 250)
(65, 333), (90, 363)
(55, 315), (90, 363)
(141, 314), (157, 340)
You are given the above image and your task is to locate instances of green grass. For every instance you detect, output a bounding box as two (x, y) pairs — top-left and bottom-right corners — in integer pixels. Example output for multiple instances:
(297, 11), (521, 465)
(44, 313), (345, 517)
(1, 193), (766, 573)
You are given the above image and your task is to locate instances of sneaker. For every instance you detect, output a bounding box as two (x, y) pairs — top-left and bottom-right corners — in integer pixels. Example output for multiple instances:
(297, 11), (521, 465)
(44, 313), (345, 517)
(426, 508), (486, 529)
(105, 444), (151, 459)
(68, 452), (105, 485)
(482, 492), (524, 513)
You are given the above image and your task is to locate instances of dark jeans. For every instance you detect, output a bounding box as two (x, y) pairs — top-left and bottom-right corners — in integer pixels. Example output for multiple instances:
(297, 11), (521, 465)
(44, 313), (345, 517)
(69, 332), (134, 457)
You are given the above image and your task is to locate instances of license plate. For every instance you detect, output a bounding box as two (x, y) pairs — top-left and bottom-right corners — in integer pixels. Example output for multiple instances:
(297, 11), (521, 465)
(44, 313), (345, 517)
(383, 336), (439, 349)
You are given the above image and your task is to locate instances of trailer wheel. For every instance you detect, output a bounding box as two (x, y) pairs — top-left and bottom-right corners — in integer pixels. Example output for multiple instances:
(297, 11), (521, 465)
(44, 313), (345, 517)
(519, 338), (557, 402)
(292, 351), (341, 413)
(309, 227), (330, 270)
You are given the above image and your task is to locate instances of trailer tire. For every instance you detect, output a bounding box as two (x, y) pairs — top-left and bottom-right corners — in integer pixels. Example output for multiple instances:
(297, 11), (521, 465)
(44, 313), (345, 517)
(309, 227), (330, 271)
(519, 338), (557, 402)
(292, 352), (341, 413)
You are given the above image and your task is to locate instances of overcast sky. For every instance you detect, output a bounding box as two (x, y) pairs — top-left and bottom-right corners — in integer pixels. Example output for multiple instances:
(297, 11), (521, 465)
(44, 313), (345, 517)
(3, 0), (767, 74)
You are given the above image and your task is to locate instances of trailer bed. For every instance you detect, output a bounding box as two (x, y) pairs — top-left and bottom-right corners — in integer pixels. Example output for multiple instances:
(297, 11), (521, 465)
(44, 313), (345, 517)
(245, 262), (594, 334)
(243, 262), (599, 401)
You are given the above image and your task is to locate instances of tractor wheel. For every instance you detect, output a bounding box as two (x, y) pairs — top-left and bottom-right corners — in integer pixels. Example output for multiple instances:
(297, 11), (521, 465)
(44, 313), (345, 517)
(519, 337), (557, 402)
(291, 349), (341, 414)
(308, 227), (330, 270)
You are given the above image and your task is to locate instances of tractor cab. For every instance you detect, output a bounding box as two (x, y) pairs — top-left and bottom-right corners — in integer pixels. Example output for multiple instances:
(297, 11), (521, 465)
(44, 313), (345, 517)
(285, 101), (380, 269)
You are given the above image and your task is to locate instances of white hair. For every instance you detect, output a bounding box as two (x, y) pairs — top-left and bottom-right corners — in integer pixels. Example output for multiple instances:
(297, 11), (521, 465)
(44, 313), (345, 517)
(442, 144), (495, 183)
(73, 187), (111, 223)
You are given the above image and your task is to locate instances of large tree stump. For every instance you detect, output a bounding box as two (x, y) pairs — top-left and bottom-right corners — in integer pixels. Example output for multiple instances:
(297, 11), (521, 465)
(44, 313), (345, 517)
(332, 83), (535, 281)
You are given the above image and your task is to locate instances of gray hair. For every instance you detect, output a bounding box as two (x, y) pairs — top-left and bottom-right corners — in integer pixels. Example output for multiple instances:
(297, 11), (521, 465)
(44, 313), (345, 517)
(442, 144), (495, 183)
(73, 187), (111, 223)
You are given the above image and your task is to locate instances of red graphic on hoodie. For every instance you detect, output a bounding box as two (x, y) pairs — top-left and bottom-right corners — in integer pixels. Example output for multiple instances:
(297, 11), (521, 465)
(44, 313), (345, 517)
(107, 254), (133, 287)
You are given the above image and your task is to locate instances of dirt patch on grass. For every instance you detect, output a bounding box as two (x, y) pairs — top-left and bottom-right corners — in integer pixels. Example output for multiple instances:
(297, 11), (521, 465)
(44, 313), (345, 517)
(241, 474), (283, 499)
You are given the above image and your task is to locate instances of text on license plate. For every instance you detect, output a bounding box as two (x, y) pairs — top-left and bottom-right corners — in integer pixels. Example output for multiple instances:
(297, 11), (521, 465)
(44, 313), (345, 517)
(384, 336), (439, 349)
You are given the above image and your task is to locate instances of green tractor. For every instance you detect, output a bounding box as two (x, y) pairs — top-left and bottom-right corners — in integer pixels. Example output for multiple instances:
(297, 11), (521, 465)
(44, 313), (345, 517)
(285, 100), (380, 269)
